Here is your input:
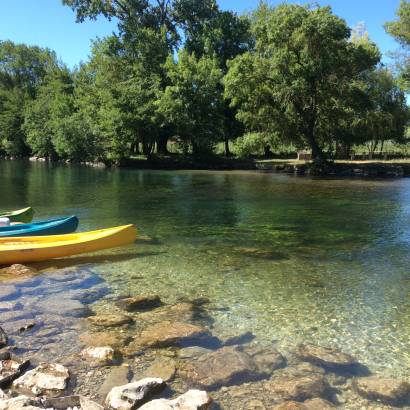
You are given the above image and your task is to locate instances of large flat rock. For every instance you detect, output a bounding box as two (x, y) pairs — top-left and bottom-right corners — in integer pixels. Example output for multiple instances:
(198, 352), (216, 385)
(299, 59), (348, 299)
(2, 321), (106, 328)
(180, 346), (269, 390)
(12, 363), (69, 395)
(353, 375), (410, 405)
(137, 321), (210, 348)
(297, 343), (357, 370)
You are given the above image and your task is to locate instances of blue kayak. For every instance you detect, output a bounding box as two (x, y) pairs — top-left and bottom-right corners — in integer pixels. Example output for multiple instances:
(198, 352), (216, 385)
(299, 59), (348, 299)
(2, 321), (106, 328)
(0, 216), (79, 237)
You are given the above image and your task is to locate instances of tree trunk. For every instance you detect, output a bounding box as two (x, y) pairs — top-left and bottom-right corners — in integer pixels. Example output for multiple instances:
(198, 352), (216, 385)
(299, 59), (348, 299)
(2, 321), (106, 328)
(142, 140), (154, 156)
(224, 139), (231, 157)
(306, 130), (325, 161)
(156, 136), (168, 155)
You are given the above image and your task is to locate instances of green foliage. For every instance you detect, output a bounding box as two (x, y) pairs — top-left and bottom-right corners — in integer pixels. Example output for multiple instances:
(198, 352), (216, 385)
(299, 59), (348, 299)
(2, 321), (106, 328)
(233, 132), (279, 158)
(351, 68), (410, 151)
(225, 3), (381, 160)
(24, 68), (74, 158)
(158, 50), (224, 155)
(385, 1), (410, 91)
(0, 41), (59, 156)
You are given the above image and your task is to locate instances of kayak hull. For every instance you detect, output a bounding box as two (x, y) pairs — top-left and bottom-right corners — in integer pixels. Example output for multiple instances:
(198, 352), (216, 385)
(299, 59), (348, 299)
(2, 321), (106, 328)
(0, 207), (34, 223)
(0, 216), (79, 237)
(0, 225), (137, 265)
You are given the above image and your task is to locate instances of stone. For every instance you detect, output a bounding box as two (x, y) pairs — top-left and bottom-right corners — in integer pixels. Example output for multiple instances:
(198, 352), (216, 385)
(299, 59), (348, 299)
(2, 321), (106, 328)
(0, 356), (30, 388)
(297, 343), (357, 370)
(352, 375), (410, 405)
(180, 346), (265, 390)
(272, 402), (307, 410)
(98, 366), (130, 399)
(36, 296), (91, 318)
(137, 321), (210, 348)
(0, 395), (43, 410)
(0, 285), (20, 301)
(138, 303), (197, 323)
(138, 390), (212, 410)
(304, 398), (335, 409)
(0, 301), (22, 312)
(81, 346), (115, 363)
(116, 295), (162, 312)
(3, 319), (37, 334)
(243, 345), (286, 374)
(105, 378), (165, 410)
(0, 326), (7, 348)
(42, 395), (104, 410)
(139, 358), (176, 382)
(0, 310), (35, 323)
(88, 314), (133, 327)
(178, 346), (213, 359)
(0, 264), (38, 278)
(79, 331), (131, 349)
(12, 363), (69, 395)
(264, 364), (328, 401)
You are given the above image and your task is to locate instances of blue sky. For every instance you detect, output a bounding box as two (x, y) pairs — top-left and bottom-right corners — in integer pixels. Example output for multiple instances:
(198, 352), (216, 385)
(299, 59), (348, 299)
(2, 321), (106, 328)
(0, 0), (402, 67)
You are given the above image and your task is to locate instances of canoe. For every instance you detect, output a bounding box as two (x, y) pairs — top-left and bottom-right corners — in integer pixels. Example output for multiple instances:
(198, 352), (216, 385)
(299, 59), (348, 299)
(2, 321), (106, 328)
(0, 216), (79, 237)
(0, 224), (137, 265)
(0, 207), (34, 223)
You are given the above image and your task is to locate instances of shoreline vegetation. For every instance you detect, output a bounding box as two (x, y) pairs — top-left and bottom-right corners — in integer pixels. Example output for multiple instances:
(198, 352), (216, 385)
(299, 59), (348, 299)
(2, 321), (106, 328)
(3, 156), (410, 178)
(1, 1), (410, 167)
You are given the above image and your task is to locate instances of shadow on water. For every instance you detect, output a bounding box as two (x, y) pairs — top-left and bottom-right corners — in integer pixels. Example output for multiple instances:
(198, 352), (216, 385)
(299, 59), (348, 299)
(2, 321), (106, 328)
(30, 250), (165, 270)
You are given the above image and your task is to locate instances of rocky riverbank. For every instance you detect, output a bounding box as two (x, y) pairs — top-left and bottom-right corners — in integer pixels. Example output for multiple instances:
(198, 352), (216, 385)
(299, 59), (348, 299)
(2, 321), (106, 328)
(0, 264), (409, 409)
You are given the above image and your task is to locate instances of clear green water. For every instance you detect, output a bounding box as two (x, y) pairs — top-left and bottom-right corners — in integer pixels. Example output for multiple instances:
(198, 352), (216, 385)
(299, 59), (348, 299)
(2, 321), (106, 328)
(1, 160), (410, 378)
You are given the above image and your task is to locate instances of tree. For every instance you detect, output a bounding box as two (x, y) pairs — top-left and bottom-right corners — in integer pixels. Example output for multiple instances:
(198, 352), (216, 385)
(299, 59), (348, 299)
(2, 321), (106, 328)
(24, 67), (75, 159)
(385, 0), (410, 90)
(224, 3), (380, 161)
(353, 68), (410, 154)
(158, 50), (224, 155)
(0, 41), (59, 156)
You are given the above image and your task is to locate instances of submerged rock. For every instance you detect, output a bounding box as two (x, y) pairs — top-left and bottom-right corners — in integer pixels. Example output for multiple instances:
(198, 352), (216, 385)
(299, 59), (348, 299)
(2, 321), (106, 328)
(42, 395), (104, 410)
(138, 358), (177, 382)
(0, 285), (20, 301)
(138, 390), (212, 410)
(12, 363), (69, 395)
(0, 264), (38, 278)
(36, 296), (91, 318)
(304, 398), (335, 409)
(272, 402), (307, 410)
(243, 345), (286, 374)
(180, 346), (268, 390)
(352, 375), (410, 405)
(0, 301), (22, 312)
(81, 346), (115, 363)
(137, 321), (210, 348)
(0, 326), (7, 348)
(98, 366), (130, 400)
(88, 314), (133, 327)
(79, 331), (131, 349)
(297, 343), (357, 370)
(0, 355), (30, 388)
(264, 363), (328, 401)
(105, 378), (165, 410)
(0, 395), (43, 410)
(178, 346), (213, 359)
(116, 295), (162, 312)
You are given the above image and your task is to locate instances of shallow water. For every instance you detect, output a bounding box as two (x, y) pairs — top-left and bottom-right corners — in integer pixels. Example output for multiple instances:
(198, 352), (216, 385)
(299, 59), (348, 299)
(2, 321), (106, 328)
(1, 160), (410, 380)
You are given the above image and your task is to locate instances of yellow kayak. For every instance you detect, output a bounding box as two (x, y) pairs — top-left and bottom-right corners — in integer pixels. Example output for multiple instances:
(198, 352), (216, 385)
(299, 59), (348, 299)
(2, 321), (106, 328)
(0, 225), (137, 265)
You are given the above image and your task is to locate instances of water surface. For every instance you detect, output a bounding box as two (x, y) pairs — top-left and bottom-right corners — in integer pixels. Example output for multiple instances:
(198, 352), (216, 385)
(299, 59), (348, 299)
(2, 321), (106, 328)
(1, 160), (410, 378)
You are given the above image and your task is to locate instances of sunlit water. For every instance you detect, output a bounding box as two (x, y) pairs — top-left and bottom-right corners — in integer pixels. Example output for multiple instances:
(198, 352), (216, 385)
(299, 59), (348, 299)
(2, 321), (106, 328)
(1, 160), (410, 379)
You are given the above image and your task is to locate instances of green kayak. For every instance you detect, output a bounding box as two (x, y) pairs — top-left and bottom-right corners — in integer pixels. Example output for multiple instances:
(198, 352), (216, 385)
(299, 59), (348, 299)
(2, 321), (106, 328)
(0, 207), (34, 223)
